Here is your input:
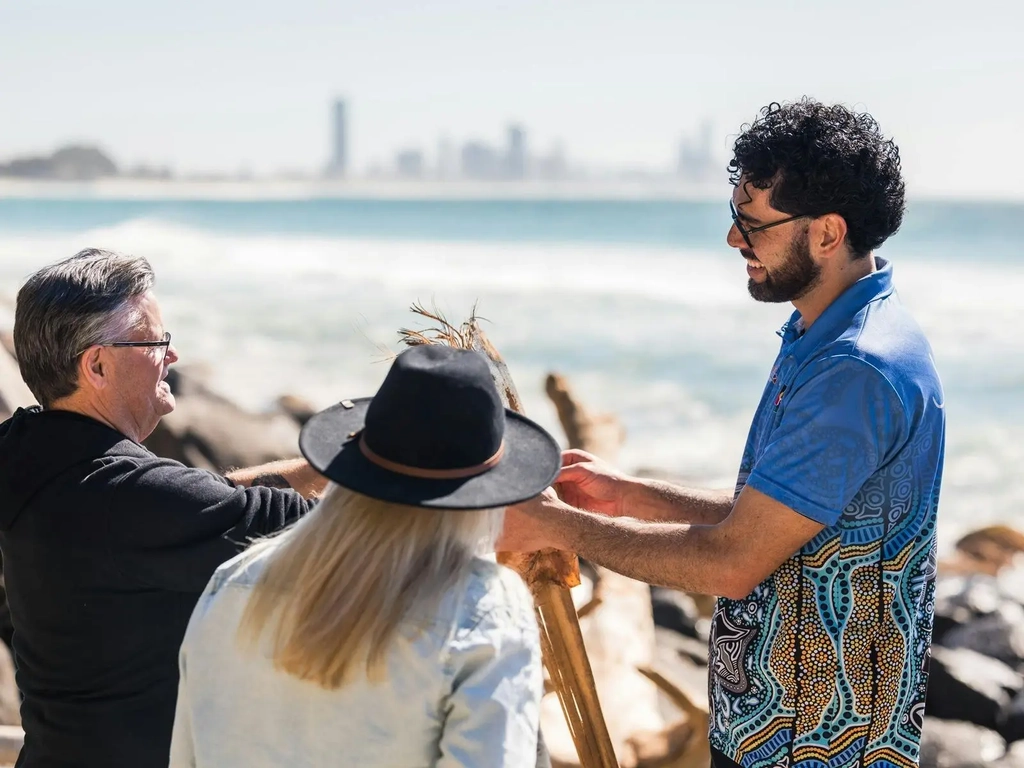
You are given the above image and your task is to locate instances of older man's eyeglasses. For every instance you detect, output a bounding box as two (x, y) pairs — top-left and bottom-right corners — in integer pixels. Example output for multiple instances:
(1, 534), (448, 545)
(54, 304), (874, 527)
(730, 200), (811, 249)
(105, 332), (172, 350)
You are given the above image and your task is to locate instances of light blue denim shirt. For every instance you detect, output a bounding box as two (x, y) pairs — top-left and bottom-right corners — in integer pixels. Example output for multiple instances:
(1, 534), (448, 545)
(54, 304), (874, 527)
(169, 545), (543, 767)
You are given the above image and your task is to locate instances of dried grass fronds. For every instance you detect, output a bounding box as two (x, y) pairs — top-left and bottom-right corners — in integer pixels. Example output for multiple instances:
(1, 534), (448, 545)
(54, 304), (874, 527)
(397, 301), (488, 351)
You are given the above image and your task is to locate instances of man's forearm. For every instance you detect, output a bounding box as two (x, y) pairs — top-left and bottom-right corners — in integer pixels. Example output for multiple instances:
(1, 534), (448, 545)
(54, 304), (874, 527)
(621, 477), (734, 525)
(541, 503), (745, 598)
(226, 459), (328, 499)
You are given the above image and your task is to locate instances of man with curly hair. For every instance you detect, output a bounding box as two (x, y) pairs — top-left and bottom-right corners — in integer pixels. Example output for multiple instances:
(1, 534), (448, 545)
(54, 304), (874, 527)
(501, 99), (944, 768)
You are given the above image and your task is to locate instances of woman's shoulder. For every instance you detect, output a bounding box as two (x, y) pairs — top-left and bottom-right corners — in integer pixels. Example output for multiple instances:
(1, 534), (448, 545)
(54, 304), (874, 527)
(457, 557), (537, 631)
(438, 558), (540, 677)
(203, 538), (280, 596)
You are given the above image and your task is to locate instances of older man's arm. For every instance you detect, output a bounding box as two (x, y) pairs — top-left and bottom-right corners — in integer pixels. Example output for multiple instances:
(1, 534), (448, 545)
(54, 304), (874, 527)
(226, 458), (328, 500)
(106, 456), (314, 592)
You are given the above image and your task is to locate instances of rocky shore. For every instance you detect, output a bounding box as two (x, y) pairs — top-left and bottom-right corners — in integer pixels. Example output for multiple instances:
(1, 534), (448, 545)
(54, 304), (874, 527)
(3, 331), (1024, 766)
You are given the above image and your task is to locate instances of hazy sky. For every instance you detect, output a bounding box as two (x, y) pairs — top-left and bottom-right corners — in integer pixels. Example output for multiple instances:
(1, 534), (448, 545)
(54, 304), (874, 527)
(1, 0), (1020, 198)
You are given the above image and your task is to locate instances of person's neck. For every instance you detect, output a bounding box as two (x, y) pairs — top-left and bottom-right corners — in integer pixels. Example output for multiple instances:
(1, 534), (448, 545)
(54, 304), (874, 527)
(48, 393), (143, 442)
(792, 252), (876, 330)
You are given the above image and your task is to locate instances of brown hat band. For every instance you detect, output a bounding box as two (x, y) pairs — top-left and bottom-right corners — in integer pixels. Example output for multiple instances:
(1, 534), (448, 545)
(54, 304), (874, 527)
(358, 433), (506, 480)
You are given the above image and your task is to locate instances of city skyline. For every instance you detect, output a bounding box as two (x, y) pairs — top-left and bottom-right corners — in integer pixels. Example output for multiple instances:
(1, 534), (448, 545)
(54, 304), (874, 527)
(0, 0), (1020, 198)
(0, 96), (723, 185)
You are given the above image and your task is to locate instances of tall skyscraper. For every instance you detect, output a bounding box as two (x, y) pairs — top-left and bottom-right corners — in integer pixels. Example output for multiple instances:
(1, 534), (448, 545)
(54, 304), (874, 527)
(505, 124), (526, 180)
(395, 148), (425, 178)
(461, 141), (500, 180)
(676, 119), (718, 182)
(538, 141), (567, 180)
(436, 136), (457, 180)
(329, 99), (347, 177)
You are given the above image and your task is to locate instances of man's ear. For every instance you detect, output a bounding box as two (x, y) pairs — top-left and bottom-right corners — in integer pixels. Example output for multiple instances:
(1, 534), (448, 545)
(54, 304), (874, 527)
(812, 213), (849, 259)
(79, 347), (109, 392)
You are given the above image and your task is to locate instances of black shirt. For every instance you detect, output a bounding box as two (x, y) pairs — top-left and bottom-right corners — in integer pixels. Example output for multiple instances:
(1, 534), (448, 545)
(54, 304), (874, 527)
(0, 407), (309, 767)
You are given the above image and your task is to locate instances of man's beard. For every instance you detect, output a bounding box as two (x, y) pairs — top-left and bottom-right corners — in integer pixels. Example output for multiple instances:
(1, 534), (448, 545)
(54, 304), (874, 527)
(746, 231), (821, 303)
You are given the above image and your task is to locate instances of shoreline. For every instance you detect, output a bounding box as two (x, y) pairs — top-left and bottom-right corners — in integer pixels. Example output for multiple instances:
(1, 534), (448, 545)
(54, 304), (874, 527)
(0, 178), (1020, 205)
(0, 178), (723, 202)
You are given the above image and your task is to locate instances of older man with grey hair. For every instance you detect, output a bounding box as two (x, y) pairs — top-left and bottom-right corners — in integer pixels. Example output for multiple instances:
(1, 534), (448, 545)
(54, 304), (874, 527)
(0, 249), (324, 768)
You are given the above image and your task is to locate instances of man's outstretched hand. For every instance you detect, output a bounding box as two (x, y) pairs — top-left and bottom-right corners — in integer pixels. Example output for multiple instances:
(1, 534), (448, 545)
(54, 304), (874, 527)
(495, 451), (635, 553)
(556, 449), (631, 517)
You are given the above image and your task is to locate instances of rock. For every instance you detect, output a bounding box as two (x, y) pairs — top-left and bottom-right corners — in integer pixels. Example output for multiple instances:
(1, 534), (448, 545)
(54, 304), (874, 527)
(944, 602), (1024, 668)
(927, 646), (1023, 730)
(0, 332), (13, 361)
(951, 526), (1024, 577)
(654, 626), (709, 668)
(994, 740), (1024, 768)
(933, 574), (1005, 645)
(144, 367), (301, 472)
(163, 364), (217, 398)
(651, 587), (703, 640)
(0, 643), (18, 726)
(0, 339), (34, 421)
(276, 394), (318, 426)
(0, 724), (24, 765)
(1000, 689), (1024, 745)
(920, 718), (1005, 768)
(0, 563), (11, 652)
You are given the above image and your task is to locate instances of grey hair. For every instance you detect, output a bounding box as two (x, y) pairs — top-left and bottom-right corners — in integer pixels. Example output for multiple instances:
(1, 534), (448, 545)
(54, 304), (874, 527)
(14, 249), (155, 407)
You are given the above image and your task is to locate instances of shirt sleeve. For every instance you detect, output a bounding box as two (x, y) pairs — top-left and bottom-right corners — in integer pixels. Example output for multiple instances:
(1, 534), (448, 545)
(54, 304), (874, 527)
(745, 355), (908, 527)
(105, 457), (309, 592)
(437, 592), (543, 767)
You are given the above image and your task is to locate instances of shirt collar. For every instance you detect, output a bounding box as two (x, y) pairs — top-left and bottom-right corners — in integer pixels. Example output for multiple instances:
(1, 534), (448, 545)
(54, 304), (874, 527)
(775, 257), (894, 361)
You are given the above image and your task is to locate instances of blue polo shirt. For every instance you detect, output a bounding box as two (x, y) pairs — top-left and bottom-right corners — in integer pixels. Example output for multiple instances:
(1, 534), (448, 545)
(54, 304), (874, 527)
(708, 259), (945, 768)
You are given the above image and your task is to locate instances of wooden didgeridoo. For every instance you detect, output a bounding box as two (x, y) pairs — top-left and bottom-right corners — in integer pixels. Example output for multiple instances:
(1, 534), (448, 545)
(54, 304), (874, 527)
(399, 311), (617, 766)
(469, 327), (618, 768)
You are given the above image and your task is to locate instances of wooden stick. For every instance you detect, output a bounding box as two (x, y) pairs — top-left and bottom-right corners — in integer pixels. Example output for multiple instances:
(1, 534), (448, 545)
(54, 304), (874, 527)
(535, 585), (618, 766)
(397, 307), (616, 767)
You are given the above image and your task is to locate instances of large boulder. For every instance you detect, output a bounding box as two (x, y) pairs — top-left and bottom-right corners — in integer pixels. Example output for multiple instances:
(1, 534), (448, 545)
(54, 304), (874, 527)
(920, 718), (1005, 768)
(0, 331), (14, 361)
(995, 740), (1024, 768)
(0, 642), (18, 726)
(0, 564), (11, 653)
(0, 340), (34, 422)
(999, 689), (1024, 745)
(927, 646), (1023, 730)
(943, 602), (1024, 669)
(276, 394), (318, 426)
(942, 526), (1024, 578)
(651, 587), (706, 641)
(0, 724), (24, 766)
(143, 367), (301, 472)
(933, 574), (1006, 645)
(653, 627), (709, 675)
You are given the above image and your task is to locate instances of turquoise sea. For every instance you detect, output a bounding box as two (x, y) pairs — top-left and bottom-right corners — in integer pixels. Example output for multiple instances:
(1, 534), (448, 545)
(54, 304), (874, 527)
(0, 195), (1020, 548)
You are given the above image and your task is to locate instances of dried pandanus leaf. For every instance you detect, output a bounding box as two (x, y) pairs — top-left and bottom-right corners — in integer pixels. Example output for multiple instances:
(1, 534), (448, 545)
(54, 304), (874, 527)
(399, 303), (617, 767)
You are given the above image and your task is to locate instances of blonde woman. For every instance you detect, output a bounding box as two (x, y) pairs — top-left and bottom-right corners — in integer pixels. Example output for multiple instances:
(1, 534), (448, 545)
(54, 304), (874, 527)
(168, 344), (560, 767)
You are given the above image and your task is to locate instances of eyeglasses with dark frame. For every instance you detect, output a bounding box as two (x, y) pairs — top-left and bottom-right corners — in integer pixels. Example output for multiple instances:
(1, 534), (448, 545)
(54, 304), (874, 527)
(730, 200), (812, 249)
(105, 331), (172, 350)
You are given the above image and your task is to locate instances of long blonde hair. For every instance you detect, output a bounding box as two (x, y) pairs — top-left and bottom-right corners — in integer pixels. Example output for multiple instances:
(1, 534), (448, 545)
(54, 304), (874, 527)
(237, 483), (504, 689)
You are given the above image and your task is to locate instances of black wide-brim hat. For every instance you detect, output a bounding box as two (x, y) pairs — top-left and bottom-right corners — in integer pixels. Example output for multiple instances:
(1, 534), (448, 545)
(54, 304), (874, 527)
(299, 345), (561, 510)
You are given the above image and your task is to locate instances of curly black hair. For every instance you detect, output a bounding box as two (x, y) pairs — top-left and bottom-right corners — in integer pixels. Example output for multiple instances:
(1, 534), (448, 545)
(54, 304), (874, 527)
(729, 98), (905, 258)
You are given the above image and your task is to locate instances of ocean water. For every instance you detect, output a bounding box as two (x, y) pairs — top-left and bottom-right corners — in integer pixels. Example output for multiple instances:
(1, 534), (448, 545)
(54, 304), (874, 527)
(0, 196), (1020, 550)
